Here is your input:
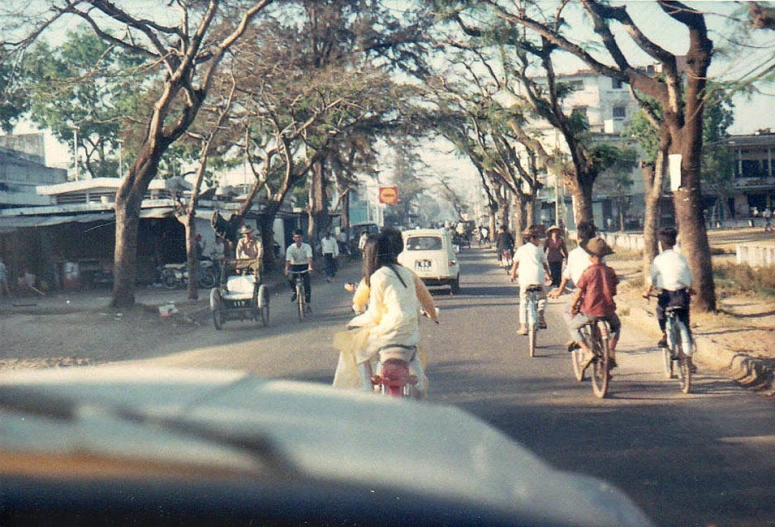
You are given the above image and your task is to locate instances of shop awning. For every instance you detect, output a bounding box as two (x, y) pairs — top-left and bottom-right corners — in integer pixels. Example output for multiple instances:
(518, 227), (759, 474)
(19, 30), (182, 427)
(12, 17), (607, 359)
(0, 208), (175, 233)
(0, 212), (115, 233)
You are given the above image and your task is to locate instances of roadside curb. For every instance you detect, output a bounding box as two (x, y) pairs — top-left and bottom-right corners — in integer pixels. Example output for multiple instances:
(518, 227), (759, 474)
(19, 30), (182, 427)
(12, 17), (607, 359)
(619, 299), (775, 397)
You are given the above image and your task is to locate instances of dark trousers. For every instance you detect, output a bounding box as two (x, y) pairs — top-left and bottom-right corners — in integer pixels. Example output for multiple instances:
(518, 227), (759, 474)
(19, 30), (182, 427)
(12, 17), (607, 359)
(548, 261), (563, 287)
(656, 289), (691, 332)
(288, 264), (311, 303)
(324, 253), (337, 278)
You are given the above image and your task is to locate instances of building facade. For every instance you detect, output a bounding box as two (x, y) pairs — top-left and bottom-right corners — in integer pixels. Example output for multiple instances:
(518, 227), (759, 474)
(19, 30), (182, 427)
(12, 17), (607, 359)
(728, 130), (775, 219)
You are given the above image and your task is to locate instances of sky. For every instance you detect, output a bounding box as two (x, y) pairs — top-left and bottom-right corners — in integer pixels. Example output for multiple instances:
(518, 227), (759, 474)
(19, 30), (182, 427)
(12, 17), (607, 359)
(9, 1), (775, 172)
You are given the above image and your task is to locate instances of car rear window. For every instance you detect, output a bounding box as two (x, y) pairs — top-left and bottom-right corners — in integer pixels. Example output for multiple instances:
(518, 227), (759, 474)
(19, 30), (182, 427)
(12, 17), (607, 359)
(405, 236), (443, 251)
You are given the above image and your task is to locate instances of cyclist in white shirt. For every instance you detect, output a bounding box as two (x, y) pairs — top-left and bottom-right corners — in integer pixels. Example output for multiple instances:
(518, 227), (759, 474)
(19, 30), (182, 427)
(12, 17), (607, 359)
(643, 227), (694, 352)
(285, 229), (314, 305)
(547, 221), (598, 351)
(509, 225), (551, 335)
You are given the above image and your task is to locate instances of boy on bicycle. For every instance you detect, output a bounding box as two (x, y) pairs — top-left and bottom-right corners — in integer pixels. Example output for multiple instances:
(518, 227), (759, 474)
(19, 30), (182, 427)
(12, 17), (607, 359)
(569, 237), (621, 369)
(509, 225), (551, 335)
(642, 227), (695, 368)
(285, 229), (314, 305)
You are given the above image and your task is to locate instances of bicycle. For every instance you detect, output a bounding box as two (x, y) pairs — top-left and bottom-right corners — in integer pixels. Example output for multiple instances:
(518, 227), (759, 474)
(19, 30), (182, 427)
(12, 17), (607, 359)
(288, 269), (311, 321)
(521, 284), (543, 358)
(663, 305), (693, 394)
(646, 291), (694, 394)
(570, 318), (612, 399)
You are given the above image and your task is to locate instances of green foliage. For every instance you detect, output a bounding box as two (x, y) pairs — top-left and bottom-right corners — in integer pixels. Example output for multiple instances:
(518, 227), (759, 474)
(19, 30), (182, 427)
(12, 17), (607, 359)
(701, 85), (736, 198)
(23, 27), (148, 178)
(0, 49), (28, 133)
(627, 110), (660, 164)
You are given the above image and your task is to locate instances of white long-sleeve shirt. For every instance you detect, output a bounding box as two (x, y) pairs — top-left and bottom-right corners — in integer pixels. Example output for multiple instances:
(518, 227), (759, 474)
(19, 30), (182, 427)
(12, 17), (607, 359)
(321, 236), (339, 256)
(349, 265), (421, 359)
(649, 249), (693, 291)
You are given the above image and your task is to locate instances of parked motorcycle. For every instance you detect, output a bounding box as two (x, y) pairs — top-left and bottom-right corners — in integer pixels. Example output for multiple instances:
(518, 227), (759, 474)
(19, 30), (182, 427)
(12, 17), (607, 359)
(159, 258), (217, 289)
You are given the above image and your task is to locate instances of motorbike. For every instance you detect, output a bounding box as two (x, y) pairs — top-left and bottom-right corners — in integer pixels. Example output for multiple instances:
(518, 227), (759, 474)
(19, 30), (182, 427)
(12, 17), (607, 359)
(343, 282), (430, 399)
(370, 357), (419, 398)
(159, 258), (217, 289)
(501, 248), (513, 273)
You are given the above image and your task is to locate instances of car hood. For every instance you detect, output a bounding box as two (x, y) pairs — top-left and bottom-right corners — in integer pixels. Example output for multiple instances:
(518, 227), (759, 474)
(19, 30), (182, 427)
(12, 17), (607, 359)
(0, 365), (652, 527)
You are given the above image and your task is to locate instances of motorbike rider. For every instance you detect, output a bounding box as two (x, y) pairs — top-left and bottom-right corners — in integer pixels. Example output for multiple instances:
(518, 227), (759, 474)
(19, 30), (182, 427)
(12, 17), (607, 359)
(332, 229), (436, 397)
(495, 225), (515, 262)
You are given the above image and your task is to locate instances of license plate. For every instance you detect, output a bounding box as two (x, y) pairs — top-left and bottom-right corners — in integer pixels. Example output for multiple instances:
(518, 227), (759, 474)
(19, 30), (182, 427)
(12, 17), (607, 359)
(415, 260), (432, 272)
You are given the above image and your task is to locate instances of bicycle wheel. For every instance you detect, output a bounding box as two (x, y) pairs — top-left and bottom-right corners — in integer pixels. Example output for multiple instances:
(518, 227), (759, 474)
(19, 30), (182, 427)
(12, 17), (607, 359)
(257, 284), (269, 327)
(572, 348), (586, 382)
(162, 271), (179, 289)
(198, 268), (216, 289)
(297, 283), (305, 321)
(678, 354), (691, 394)
(590, 330), (610, 399)
(662, 348), (674, 379)
(528, 326), (537, 358)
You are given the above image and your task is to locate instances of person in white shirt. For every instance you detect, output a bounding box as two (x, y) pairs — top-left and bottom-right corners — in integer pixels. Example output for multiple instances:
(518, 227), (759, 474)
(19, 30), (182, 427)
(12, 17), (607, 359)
(509, 226), (551, 335)
(643, 227), (695, 352)
(285, 229), (314, 305)
(547, 221), (598, 350)
(320, 231), (339, 282)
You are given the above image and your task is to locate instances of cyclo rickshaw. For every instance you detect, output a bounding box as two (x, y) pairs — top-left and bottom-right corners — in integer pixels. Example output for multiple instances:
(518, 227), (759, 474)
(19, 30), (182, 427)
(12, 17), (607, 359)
(209, 257), (269, 330)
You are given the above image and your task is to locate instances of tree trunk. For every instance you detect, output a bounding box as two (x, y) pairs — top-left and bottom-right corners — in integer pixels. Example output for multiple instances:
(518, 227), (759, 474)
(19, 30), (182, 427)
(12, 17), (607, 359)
(671, 12), (716, 313)
(496, 188), (510, 229)
(112, 199), (141, 308)
(112, 148), (164, 308)
(185, 218), (199, 301)
(309, 160), (329, 242)
(675, 146), (716, 312)
(258, 205), (279, 269)
(567, 177), (595, 227)
(513, 194), (526, 241)
(341, 191), (350, 233)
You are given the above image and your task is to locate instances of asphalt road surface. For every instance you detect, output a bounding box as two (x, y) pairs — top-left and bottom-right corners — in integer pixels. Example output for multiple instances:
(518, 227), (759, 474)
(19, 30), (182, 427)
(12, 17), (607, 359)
(128, 247), (775, 527)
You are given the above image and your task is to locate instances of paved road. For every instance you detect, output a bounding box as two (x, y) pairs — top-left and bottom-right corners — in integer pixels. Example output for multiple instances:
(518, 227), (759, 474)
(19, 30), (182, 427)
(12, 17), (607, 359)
(126, 247), (775, 527)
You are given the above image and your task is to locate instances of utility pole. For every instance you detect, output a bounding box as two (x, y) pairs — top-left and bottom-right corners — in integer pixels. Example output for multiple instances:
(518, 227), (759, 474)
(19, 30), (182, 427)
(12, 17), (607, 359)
(70, 124), (79, 181)
(117, 139), (123, 177)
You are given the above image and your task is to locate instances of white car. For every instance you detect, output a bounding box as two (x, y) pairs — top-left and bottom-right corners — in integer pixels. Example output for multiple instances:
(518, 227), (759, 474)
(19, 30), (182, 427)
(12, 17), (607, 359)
(399, 228), (461, 294)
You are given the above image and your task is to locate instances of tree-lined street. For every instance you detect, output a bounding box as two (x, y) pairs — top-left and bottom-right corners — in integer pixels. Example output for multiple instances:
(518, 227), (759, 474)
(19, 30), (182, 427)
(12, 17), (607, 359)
(4, 246), (773, 526)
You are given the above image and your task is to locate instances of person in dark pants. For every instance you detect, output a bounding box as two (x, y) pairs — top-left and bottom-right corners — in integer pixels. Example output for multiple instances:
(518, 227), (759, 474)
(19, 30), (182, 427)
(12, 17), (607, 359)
(285, 229), (314, 305)
(495, 226), (515, 262)
(321, 231), (339, 282)
(543, 226), (568, 287)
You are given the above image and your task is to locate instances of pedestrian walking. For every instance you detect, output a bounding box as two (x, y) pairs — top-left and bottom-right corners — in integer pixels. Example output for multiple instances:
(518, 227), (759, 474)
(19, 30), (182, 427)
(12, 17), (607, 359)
(321, 231), (339, 282)
(543, 226), (568, 287)
(763, 207), (772, 232)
